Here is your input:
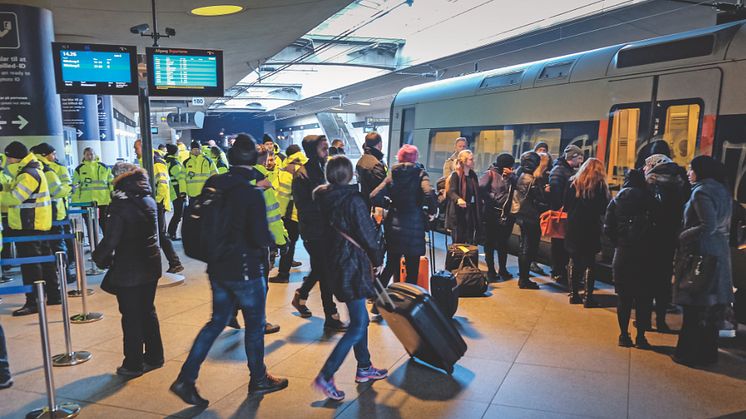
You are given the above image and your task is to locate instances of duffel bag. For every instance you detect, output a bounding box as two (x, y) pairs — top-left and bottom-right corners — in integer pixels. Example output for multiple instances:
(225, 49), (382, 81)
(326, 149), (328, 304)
(454, 260), (488, 297)
(445, 243), (479, 271)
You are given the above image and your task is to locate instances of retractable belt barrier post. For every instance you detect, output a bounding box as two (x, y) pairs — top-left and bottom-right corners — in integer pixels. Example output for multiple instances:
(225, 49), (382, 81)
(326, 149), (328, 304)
(85, 206), (103, 276)
(67, 218), (93, 297)
(52, 252), (92, 367)
(27, 281), (81, 419)
(70, 227), (103, 324)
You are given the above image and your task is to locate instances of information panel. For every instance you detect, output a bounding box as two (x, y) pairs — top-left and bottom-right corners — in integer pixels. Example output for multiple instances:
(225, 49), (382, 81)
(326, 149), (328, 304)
(146, 47), (224, 97)
(52, 42), (138, 95)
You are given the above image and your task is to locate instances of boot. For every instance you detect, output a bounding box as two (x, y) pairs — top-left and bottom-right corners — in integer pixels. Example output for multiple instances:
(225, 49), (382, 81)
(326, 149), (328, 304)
(583, 268), (600, 308)
(517, 256), (538, 289)
(568, 262), (582, 304)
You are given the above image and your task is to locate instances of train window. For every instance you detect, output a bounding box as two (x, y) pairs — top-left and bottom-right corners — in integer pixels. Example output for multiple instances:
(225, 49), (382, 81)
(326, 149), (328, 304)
(538, 61), (573, 80)
(480, 71), (523, 89)
(661, 104), (701, 168)
(401, 107), (415, 146)
(428, 130), (461, 174)
(616, 35), (714, 68)
(474, 129), (515, 173)
(606, 108), (641, 190)
(528, 128), (562, 156)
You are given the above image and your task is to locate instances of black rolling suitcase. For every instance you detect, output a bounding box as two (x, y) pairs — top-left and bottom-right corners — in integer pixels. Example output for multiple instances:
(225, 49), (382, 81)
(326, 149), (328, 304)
(375, 280), (467, 374)
(428, 229), (458, 317)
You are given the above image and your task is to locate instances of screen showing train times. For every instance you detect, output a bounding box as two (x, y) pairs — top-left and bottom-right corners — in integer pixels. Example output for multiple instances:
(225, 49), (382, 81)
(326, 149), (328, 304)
(146, 47), (224, 97)
(52, 43), (139, 95)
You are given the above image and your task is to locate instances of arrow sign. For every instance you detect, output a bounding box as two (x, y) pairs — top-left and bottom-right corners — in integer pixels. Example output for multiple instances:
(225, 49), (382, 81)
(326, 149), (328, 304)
(76, 129), (83, 137)
(11, 115), (28, 130)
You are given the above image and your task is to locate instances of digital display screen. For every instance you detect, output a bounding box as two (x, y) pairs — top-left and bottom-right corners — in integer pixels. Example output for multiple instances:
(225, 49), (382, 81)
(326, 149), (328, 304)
(146, 47), (224, 97)
(52, 43), (139, 95)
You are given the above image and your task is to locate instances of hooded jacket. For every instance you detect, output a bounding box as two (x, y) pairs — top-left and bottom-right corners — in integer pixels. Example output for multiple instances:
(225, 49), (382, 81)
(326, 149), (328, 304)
(511, 152), (548, 221)
(93, 168), (161, 290)
(548, 157), (575, 210)
(356, 146), (387, 209)
(315, 183), (383, 302)
(479, 163), (515, 218)
(645, 162), (690, 243)
(293, 136), (327, 241)
(277, 151), (307, 222)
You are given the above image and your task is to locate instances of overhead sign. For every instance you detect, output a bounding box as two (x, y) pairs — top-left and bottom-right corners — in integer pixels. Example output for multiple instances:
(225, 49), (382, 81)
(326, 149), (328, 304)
(192, 97), (205, 106)
(0, 12), (20, 49)
(146, 47), (224, 97)
(52, 42), (139, 95)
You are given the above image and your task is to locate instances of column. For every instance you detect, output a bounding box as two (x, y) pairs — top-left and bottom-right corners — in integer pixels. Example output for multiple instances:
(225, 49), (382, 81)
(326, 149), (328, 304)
(97, 95), (117, 165)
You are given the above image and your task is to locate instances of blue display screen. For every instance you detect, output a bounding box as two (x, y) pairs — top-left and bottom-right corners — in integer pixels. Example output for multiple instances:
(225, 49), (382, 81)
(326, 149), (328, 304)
(59, 50), (133, 83)
(151, 54), (218, 88)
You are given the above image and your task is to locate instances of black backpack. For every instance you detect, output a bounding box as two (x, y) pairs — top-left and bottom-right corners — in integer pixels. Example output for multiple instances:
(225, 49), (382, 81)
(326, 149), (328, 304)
(182, 183), (234, 263)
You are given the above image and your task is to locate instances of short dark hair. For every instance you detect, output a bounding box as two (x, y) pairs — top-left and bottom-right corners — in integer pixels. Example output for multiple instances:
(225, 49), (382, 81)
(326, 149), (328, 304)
(364, 132), (382, 148)
(325, 155), (353, 185)
(331, 139), (344, 148)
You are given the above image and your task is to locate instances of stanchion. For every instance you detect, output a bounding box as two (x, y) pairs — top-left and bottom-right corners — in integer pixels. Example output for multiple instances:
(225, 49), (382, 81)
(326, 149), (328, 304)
(52, 252), (92, 367)
(67, 218), (93, 298)
(85, 207), (102, 275)
(70, 229), (102, 324)
(26, 281), (81, 419)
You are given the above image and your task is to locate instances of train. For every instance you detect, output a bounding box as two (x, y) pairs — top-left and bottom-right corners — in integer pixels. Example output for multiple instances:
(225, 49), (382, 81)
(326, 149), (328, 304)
(387, 19), (746, 275)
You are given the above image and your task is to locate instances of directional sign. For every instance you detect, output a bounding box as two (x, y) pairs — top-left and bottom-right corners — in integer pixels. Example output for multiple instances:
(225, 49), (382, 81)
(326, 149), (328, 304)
(0, 12), (20, 49)
(11, 114), (27, 129)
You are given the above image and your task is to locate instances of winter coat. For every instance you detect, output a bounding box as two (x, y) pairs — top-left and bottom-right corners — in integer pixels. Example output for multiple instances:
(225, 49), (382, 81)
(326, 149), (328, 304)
(442, 152), (459, 180)
(293, 136), (327, 241)
(93, 168), (161, 292)
(479, 165), (514, 220)
(674, 178), (734, 307)
(204, 166), (274, 281)
(445, 169), (482, 240)
(548, 157), (574, 211)
(564, 184), (609, 255)
(380, 163), (436, 256)
(511, 153), (548, 222)
(604, 178), (655, 295)
(356, 147), (387, 209)
(646, 162), (690, 247)
(316, 184), (383, 302)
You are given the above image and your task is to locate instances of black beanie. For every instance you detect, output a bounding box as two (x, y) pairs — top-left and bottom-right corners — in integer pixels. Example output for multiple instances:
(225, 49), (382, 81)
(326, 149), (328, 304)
(5, 141), (29, 160)
(228, 137), (258, 166)
(286, 144), (301, 156)
(165, 144), (178, 156)
(494, 153), (515, 169)
(190, 140), (201, 150)
(32, 142), (55, 156)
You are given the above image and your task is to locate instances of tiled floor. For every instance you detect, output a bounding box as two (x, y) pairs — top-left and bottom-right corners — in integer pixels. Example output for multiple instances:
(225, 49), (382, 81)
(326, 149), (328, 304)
(1, 235), (745, 419)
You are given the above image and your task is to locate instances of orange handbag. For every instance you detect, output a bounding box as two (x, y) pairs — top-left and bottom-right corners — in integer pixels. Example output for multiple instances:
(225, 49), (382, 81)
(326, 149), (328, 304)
(540, 207), (568, 239)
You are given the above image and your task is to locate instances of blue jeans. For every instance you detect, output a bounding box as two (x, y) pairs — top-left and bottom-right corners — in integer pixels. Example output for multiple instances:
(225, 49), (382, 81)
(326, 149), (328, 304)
(0, 323), (9, 381)
(180, 279), (267, 383)
(320, 298), (371, 380)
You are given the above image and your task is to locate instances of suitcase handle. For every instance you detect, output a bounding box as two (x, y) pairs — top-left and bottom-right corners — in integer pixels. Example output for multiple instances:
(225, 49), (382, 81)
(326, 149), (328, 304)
(373, 277), (396, 311)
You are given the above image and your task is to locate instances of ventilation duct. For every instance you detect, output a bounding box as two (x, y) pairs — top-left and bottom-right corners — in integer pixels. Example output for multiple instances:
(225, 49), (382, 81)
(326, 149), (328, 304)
(166, 111), (205, 129)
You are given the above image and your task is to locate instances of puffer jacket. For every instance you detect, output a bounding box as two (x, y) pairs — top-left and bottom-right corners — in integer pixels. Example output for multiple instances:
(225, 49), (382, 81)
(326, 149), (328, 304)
(293, 135), (327, 241)
(548, 157), (574, 210)
(511, 152), (548, 221)
(675, 178), (734, 307)
(356, 146), (387, 209)
(646, 162), (690, 244)
(381, 163), (436, 256)
(316, 184), (383, 302)
(564, 183), (609, 255)
(93, 168), (161, 291)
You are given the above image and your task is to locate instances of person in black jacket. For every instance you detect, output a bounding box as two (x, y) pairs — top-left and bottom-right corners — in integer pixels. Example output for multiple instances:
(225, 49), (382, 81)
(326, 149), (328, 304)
(548, 145), (584, 283)
(445, 150), (481, 244)
(312, 156), (388, 401)
(604, 169), (654, 348)
(479, 153), (516, 282)
(564, 158), (610, 307)
(371, 144), (436, 286)
(92, 163), (163, 377)
(356, 132), (388, 209)
(171, 140), (288, 407)
(511, 151), (549, 289)
(291, 135), (346, 332)
(643, 150), (690, 332)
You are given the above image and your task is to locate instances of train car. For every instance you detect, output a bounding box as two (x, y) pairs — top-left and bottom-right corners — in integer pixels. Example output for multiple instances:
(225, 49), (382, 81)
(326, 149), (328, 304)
(388, 20), (746, 275)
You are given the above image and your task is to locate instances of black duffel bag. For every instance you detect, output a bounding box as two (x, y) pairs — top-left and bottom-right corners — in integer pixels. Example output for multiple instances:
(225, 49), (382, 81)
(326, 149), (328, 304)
(453, 258), (488, 297)
(445, 243), (479, 271)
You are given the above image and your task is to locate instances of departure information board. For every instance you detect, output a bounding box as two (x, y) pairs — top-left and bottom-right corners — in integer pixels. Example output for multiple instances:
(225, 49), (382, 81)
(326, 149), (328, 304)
(52, 43), (139, 95)
(146, 47), (224, 97)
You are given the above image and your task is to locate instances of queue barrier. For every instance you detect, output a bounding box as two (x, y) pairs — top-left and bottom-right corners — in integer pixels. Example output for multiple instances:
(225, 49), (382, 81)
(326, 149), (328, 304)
(0, 284), (32, 295)
(2, 234), (74, 244)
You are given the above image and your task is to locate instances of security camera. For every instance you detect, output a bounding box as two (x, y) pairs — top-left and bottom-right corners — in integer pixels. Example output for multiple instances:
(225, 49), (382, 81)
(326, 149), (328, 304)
(130, 23), (150, 34)
(165, 27), (176, 36)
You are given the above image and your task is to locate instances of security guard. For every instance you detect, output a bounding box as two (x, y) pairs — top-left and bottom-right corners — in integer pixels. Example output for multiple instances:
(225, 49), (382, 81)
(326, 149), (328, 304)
(165, 144), (187, 240)
(0, 155), (14, 282)
(135, 140), (184, 273)
(3, 142), (58, 316)
(210, 146), (229, 174)
(72, 147), (113, 235)
(183, 141), (218, 199)
(253, 145), (287, 249)
(262, 135), (286, 168)
(270, 145), (306, 283)
(176, 141), (190, 163)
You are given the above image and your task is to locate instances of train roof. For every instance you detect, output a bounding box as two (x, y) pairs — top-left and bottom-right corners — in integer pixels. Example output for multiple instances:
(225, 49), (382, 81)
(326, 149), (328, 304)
(393, 20), (746, 108)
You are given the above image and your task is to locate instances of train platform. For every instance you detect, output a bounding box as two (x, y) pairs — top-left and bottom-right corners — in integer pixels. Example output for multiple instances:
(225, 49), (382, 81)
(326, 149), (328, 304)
(1, 237), (745, 419)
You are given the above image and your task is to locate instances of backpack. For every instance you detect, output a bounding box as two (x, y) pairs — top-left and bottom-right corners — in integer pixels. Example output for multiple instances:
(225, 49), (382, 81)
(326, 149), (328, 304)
(182, 183), (234, 263)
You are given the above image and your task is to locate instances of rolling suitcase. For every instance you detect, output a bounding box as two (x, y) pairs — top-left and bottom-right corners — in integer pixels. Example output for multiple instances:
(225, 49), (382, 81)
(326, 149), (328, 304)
(428, 230), (459, 317)
(399, 255), (430, 291)
(375, 280), (467, 374)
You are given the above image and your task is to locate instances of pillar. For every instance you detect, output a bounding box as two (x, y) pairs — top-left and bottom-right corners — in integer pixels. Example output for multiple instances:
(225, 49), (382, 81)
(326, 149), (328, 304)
(0, 4), (64, 154)
(97, 95), (117, 165)
(60, 94), (101, 161)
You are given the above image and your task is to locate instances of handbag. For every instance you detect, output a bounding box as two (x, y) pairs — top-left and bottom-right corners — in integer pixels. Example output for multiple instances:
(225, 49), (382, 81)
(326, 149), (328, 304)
(540, 206), (568, 239)
(674, 246), (717, 294)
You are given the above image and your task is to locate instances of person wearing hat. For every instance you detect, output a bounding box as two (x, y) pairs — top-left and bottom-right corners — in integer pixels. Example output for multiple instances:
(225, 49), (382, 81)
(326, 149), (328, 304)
(165, 144), (187, 240)
(3, 141), (58, 316)
(548, 144), (584, 285)
(355, 132), (388, 210)
(183, 141), (218, 200)
(263, 134), (286, 167)
(72, 147), (113, 235)
(479, 153), (517, 282)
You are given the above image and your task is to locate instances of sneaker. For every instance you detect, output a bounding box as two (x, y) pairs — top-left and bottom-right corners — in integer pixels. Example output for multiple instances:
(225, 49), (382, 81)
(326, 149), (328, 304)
(518, 280), (540, 290)
(12, 305), (37, 317)
(0, 377), (13, 390)
(116, 365), (143, 378)
(324, 315), (348, 332)
(249, 373), (288, 395)
(291, 290), (312, 318)
(291, 261), (302, 268)
(355, 366), (388, 383)
(264, 322), (281, 334)
(313, 374), (345, 401)
(170, 379), (209, 406)
(167, 264), (185, 274)
(618, 333), (634, 347)
(268, 272), (289, 284)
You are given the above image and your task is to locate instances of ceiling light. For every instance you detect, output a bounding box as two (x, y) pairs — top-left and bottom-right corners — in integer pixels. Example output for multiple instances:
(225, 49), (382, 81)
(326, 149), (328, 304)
(190, 5), (244, 16)
(355, 102), (371, 106)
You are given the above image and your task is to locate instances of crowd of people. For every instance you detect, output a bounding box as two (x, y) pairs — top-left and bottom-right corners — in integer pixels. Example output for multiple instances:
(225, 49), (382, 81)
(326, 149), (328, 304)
(0, 130), (742, 402)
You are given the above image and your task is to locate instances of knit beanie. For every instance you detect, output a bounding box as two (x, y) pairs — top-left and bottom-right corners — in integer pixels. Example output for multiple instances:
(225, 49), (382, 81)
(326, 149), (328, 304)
(5, 141), (29, 159)
(563, 145), (583, 160)
(494, 153), (515, 169)
(190, 140), (201, 150)
(644, 154), (672, 172)
(165, 144), (178, 156)
(32, 142), (55, 156)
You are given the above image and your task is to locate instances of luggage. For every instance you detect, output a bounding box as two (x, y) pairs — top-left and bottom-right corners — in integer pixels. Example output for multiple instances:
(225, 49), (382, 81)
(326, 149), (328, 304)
(374, 280), (466, 374)
(445, 243), (479, 271)
(399, 255), (430, 291)
(427, 230), (458, 317)
(453, 260), (488, 297)
(540, 207), (568, 239)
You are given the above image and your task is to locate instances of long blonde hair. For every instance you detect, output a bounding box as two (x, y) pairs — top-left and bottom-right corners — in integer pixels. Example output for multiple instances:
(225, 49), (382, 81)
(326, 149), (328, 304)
(571, 158), (609, 199)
